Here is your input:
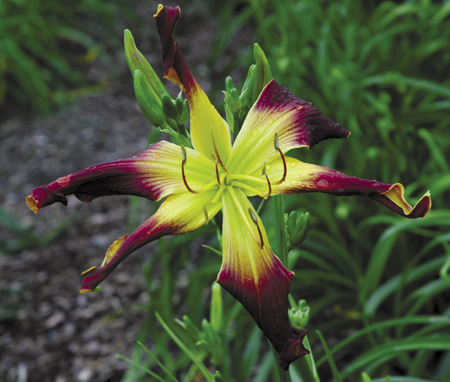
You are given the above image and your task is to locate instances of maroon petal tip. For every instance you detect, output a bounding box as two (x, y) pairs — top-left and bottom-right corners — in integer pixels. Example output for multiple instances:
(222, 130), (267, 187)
(279, 328), (310, 370)
(26, 185), (68, 213)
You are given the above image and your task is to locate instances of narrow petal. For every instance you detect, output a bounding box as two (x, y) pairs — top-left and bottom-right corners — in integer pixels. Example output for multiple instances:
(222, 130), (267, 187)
(154, 5), (232, 162)
(26, 141), (215, 213)
(217, 187), (309, 370)
(80, 190), (222, 293)
(256, 157), (431, 218)
(227, 80), (350, 174)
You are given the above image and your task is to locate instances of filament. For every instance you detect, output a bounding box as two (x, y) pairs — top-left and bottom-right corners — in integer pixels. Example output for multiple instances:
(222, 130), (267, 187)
(274, 133), (287, 185)
(248, 208), (264, 249)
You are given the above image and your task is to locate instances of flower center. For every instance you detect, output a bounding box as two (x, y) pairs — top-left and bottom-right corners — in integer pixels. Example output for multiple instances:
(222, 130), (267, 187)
(180, 133), (287, 247)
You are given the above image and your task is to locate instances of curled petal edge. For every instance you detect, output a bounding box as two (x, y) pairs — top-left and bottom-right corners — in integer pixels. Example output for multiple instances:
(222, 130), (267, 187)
(371, 184), (431, 219)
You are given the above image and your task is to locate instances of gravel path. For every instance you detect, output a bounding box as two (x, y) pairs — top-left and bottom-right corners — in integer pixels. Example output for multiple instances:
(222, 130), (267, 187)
(0, 4), (254, 380)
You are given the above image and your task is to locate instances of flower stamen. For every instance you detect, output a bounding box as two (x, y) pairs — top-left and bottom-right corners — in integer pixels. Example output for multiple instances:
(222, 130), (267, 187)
(274, 133), (287, 185)
(262, 162), (272, 198)
(215, 161), (221, 185)
(181, 146), (199, 194)
(249, 208), (264, 249)
(211, 128), (230, 174)
(181, 146), (216, 194)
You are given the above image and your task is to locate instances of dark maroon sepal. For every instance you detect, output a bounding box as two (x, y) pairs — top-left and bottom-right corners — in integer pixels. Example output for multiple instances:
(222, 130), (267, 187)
(154, 5), (196, 93)
(256, 80), (350, 149)
(27, 185), (68, 212)
(279, 328), (310, 371)
(217, 256), (309, 371)
(370, 192), (431, 219)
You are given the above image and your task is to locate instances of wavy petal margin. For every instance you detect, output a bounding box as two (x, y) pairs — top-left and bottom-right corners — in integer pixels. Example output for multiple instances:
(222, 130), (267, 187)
(81, 190), (222, 293)
(218, 187), (309, 370)
(26, 141), (215, 213)
(227, 80), (350, 174)
(258, 157), (431, 218)
(154, 4), (232, 162)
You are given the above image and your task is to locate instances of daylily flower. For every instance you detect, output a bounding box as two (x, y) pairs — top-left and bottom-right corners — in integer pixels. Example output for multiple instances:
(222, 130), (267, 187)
(26, 4), (431, 370)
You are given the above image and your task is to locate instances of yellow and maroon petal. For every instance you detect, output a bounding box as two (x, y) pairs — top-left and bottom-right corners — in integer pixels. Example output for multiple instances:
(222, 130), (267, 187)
(217, 187), (309, 370)
(26, 141), (215, 213)
(154, 5), (232, 162)
(227, 80), (350, 174)
(80, 189), (222, 293)
(258, 157), (431, 218)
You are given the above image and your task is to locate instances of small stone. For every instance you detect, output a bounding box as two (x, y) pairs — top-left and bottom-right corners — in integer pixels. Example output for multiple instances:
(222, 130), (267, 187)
(45, 311), (65, 329)
(77, 367), (93, 382)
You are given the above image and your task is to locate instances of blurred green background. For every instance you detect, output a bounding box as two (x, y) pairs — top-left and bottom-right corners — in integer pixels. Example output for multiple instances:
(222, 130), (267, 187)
(1, 0), (449, 381)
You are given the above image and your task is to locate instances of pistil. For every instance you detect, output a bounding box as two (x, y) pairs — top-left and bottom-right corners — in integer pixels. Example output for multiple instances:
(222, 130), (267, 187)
(248, 208), (264, 249)
(227, 186), (263, 248)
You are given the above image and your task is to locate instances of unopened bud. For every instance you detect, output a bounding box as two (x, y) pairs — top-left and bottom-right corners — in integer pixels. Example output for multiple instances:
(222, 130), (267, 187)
(210, 283), (223, 333)
(133, 70), (165, 126)
(289, 299), (310, 329)
(162, 93), (178, 120)
(124, 30), (167, 100)
(287, 211), (310, 247)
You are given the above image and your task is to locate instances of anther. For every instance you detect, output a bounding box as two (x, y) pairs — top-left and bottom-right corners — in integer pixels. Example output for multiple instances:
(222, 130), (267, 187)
(274, 133), (287, 185)
(248, 208), (264, 249)
(181, 146), (199, 194)
(181, 145), (187, 164)
(261, 162), (272, 199)
(274, 133), (280, 151)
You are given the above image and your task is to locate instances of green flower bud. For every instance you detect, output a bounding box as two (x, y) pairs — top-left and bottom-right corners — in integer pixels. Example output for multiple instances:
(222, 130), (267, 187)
(175, 93), (189, 125)
(252, 43), (272, 102)
(133, 70), (165, 127)
(225, 76), (237, 94)
(224, 103), (235, 135)
(289, 299), (310, 329)
(161, 93), (178, 120)
(210, 282), (223, 333)
(287, 211), (310, 247)
(124, 30), (167, 101)
(239, 64), (256, 108)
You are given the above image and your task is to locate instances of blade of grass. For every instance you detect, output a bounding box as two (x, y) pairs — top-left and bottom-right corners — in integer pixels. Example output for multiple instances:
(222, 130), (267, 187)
(155, 312), (214, 382)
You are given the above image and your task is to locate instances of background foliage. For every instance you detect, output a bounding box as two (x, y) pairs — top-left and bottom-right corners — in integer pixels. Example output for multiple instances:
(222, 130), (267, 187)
(2, 0), (449, 381)
(123, 0), (450, 381)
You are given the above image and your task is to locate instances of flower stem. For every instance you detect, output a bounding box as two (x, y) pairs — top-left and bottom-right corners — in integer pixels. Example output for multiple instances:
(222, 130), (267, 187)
(273, 195), (288, 266)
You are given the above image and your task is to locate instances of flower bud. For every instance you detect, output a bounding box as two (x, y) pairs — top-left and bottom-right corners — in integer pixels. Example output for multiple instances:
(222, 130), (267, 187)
(252, 43), (272, 102)
(175, 93), (189, 125)
(162, 93), (179, 120)
(210, 282), (224, 333)
(287, 211), (310, 247)
(124, 29), (167, 100)
(289, 299), (310, 329)
(133, 70), (165, 127)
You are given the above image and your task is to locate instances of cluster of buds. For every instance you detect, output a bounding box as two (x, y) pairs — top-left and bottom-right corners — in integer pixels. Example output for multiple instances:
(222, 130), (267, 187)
(124, 30), (191, 147)
(224, 44), (272, 134)
(289, 299), (310, 330)
(176, 283), (225, 366)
